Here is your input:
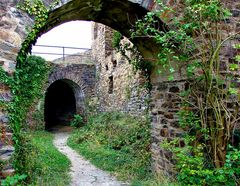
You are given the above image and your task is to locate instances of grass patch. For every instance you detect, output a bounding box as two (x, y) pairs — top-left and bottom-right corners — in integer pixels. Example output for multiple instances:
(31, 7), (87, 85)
(27, 131), (71, 185)
(68, 112), (172, 184)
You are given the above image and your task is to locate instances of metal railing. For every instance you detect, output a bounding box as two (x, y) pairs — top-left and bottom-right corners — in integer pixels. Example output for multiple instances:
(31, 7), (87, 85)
(32, 44), (91, 61)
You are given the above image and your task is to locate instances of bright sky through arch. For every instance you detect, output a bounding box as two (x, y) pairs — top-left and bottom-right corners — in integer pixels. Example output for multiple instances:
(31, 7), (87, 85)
(32, 21), (92, 61)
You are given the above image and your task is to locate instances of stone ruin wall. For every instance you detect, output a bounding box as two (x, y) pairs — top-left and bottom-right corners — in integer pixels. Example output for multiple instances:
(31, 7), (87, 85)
(26, 61), (96, 130)
(91, 23), (149, 115)
(48, 22), (150, 116)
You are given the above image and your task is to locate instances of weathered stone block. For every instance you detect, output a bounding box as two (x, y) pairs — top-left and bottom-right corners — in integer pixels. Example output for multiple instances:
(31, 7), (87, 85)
(160, 128), (169, 137)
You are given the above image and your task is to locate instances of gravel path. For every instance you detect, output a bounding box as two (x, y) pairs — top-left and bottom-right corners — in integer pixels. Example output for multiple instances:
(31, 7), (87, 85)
(53, 132), (128, 186)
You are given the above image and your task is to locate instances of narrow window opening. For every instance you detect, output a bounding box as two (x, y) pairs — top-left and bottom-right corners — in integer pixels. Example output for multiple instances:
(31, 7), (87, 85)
(108, 76), (113, 94)
(105, 65), (109, 71)
(112, 60), (117, 68)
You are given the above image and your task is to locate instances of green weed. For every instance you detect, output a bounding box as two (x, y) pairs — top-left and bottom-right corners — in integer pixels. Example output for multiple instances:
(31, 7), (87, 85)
(68, 112), (167, 184)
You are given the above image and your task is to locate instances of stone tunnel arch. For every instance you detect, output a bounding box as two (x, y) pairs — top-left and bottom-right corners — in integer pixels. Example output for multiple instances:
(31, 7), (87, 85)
(45, 78), (85, 129)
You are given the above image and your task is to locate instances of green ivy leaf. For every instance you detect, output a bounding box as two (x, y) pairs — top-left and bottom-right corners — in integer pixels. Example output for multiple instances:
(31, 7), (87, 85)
(229, 64), (239, 71)
(235, 55), (240, 62)
(168, 75), (174, 81)
(228, 87), (238, 95)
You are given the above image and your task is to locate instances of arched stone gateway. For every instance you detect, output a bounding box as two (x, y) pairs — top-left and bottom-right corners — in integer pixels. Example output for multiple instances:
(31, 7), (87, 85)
(48, 63), (96, 98)
(45, 79), (82, 129)
(45, 63), (96, 129)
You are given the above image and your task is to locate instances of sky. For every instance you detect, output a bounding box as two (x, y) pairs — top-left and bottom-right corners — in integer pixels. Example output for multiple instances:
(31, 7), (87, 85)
(32, 21), (92, 61)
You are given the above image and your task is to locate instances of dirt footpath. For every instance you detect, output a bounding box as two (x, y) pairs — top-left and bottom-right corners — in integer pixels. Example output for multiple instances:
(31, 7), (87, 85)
(53, 132), (128, 186)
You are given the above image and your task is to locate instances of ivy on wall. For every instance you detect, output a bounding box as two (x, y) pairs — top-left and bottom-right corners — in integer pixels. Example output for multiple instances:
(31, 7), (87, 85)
(0, 0), (57, 175)
(16, 0), (59, 68)
(0, 56), (50, 174)
(9, 56), (50, 173)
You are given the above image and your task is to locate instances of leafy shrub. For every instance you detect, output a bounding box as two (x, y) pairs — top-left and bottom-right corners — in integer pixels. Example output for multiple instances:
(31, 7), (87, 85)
(162, 137), (240, 185)
(70, 114), (84, 128)
(68, 112), (151, 181)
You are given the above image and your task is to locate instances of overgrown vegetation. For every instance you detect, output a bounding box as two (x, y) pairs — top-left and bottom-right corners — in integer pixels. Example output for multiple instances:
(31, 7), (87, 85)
(0, 55), (51, 178)
(0, 0), (57, 179)
(0, 53), (69, 184)
(0, 0), (239, 185)
(131, 0), (240, 185)
(26, 131), (71, 185)
(68, 112), (152, 183)
(1, 131), (71, 185)
(8, 55), (51, 175)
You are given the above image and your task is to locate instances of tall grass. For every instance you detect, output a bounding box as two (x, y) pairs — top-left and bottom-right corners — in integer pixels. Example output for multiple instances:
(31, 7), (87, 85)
(27, 131), (71, 185)
(68, 112), (157, 184)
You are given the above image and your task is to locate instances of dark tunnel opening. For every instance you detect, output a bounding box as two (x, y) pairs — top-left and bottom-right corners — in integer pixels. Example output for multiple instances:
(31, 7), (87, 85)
(45, 80), (76, 130)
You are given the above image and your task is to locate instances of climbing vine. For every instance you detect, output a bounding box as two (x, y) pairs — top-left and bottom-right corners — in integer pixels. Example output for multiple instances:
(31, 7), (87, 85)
(0, 0), (58, 177)
(8, 56), (50, 175)
(130, 0), (240, 185)
(11, 0), (58, 175)
(16, 0), (59, 68)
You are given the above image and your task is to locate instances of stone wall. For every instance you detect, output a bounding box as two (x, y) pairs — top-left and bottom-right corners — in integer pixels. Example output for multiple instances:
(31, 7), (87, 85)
(0, 1), (32, 178)
(48, 63), (96, 100)
(91, 23), (149, 115)
(52, 50), (93, 65)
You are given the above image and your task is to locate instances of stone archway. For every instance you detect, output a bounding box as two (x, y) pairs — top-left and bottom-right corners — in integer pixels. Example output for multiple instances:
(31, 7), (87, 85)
(42, 0), (164, 60)
(45, 63), (95, 129)
(45, 78), (85, 129)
